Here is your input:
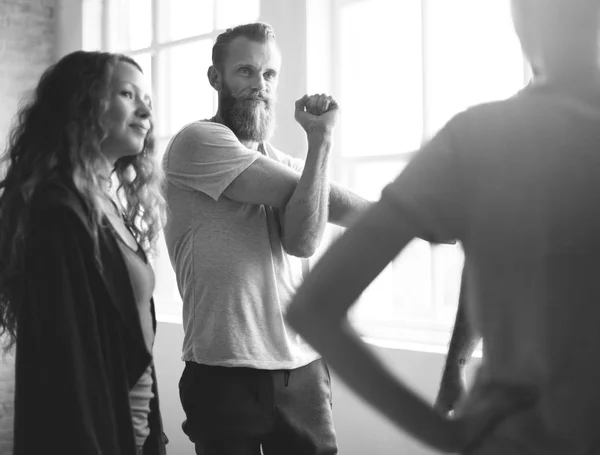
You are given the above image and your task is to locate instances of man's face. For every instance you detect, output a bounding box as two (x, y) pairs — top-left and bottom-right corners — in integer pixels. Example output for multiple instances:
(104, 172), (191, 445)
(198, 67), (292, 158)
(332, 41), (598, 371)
(217, 36), (282, 143)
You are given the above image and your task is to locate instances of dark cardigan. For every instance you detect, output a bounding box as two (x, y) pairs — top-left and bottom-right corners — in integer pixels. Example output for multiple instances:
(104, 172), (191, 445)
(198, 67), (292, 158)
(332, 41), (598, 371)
(13, 177), (167, 455)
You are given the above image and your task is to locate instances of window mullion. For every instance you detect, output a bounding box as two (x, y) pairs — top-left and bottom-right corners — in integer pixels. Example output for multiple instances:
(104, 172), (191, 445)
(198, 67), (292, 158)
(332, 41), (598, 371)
(213, 0), (219, 34)
(331, 0), (343, 183)
(420, 0), (429, 142)
(101, 0), (112, 51)
(213, 0), (219, 113)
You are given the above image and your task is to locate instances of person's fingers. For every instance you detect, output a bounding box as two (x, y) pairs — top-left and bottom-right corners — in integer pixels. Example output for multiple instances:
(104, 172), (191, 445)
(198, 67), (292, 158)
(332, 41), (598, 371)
(295, 94), (310, 111)
(322, 95), (338, 113)
(307, 95), (320, 115)
(318, 94), (327, 113)
(326, 96), (339, 111)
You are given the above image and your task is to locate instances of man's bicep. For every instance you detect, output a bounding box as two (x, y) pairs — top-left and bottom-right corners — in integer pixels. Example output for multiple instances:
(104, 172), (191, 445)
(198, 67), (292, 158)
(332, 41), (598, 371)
(222, 155), (301, 208)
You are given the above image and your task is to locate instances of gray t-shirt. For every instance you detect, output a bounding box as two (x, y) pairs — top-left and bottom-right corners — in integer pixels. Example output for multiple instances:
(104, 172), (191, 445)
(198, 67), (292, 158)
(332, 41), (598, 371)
(382, 83), (600, 453)
(163, 120), (319, 369)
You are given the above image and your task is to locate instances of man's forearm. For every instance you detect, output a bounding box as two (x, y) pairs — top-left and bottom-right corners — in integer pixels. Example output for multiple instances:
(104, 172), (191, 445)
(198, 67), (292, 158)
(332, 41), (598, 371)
(439, 270), (480, 391)
(434, 269), (480, 415)
(444, 272), (480, 372)
(328, 182), (372, 227)
(281, 128), (332, 257)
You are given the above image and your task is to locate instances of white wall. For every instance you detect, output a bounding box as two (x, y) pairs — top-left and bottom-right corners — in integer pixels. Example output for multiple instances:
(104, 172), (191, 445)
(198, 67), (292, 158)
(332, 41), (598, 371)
(0, 0), (57, 152)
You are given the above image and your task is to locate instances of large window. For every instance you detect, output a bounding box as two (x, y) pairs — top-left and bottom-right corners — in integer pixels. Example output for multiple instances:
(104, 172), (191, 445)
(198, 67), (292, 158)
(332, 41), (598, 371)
(332, 0), (529, 349)
(92, 0), (529, 349)
(98, 0), (260, 322)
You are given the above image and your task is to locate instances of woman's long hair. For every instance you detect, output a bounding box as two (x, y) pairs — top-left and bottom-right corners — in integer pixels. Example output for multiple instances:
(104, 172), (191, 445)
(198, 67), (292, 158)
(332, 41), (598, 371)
(0, 50), (166, 351)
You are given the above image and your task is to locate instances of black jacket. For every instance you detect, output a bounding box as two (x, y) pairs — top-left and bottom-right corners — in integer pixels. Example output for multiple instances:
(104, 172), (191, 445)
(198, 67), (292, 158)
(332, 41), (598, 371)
(13, 177), (167, 455)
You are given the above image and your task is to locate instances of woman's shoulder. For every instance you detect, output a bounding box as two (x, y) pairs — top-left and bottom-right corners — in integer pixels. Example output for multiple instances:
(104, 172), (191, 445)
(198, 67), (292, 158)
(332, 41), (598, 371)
(29, 174), (94, 232)
(31, 174), (82, 208)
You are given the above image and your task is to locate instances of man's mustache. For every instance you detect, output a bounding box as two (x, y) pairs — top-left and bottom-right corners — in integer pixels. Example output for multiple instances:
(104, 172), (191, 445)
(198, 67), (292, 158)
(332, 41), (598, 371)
(240, 94), (274, 104)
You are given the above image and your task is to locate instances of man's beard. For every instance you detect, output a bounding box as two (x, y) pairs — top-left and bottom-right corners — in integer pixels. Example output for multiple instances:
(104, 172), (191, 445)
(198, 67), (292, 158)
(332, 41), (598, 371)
(219, 84), (276, 143)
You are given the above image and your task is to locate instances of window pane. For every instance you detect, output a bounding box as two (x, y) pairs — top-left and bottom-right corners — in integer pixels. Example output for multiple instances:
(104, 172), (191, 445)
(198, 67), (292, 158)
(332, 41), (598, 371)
(151, 233), (183, 322)
(215, 0), (260, 30)
(350, 239), (433, 325)
(425, 0), (525, 135)
(343, 159), (409, 201)
(339, 0), (423, 158)
(158, 0), (214, 42)
(151, 137), (182, 321)
(344, 159), (433, 325)
(391, 239), (434, 317)
(129, 52), (153, 91)
(432, 243), (464, 322)
(82, 0), (102, 51)
(154, 137), (171, 167)
(157, 40), (215, 136)
(350, 264), (396, 324)
(108, 0), (152, 51)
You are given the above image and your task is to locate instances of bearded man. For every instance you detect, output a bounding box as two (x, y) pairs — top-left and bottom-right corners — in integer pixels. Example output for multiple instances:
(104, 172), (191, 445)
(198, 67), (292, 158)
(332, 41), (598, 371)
(162, 22), (369, 455)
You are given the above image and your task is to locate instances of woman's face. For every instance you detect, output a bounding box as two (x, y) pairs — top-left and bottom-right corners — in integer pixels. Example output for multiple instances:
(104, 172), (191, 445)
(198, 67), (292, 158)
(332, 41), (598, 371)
(100, 61), (153, 164)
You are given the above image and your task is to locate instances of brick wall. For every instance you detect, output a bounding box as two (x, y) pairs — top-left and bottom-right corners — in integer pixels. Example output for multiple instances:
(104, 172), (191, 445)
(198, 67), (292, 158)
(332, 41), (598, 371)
(0, 0), (56, 152)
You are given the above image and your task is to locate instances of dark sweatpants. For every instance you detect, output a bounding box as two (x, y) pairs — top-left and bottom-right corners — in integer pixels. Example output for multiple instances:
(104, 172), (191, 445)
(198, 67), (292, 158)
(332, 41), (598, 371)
(179, 359), (338, 455)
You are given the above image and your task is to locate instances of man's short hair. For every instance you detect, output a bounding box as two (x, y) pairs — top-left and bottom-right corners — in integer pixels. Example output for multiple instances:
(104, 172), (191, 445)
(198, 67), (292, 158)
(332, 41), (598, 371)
(212, 22), (277, 70)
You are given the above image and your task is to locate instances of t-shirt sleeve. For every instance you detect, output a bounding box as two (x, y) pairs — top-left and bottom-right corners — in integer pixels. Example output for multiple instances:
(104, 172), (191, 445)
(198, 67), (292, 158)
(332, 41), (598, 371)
(267, 145), (305, 173)
(163, 122), (262, 201)
(380, 114), (469, 243)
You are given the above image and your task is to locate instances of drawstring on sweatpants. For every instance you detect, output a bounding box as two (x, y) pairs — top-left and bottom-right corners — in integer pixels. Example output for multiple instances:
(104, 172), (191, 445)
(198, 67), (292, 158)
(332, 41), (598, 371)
(284, 370), (291, 387)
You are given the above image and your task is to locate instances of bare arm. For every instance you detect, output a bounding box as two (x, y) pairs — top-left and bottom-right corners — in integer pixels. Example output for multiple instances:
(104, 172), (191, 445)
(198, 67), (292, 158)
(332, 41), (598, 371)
(278, 125), (332, 257)
(223, 94), (339, 257)
(328, 182), (373, 227)
(286, 200), (468, 452)
(285, 201), (514, 452)
(434, 268), (481, 416)
(222, 158), (370, 229)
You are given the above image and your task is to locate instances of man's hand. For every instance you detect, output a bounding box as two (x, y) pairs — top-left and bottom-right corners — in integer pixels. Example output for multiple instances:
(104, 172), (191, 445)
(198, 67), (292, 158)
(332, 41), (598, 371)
(295, 94), (339, 134)
(452, 383), (538, 453)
